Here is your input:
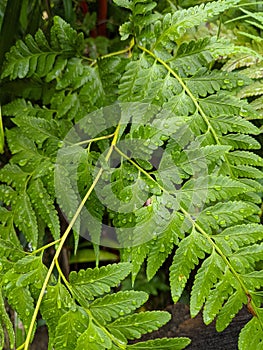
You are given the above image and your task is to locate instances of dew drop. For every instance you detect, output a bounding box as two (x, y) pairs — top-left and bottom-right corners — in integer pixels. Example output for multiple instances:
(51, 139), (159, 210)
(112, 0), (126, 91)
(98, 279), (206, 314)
(160, 244), (165, 252)
(214, 185), (221, 191)
(224, 235), (230, 241)
(19, 159), (27, 166)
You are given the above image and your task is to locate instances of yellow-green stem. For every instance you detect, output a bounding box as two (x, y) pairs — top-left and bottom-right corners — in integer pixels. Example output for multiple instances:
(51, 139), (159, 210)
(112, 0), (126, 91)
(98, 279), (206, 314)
(138, 45), (234, 176)
(23, 124), (120, 349)
(114, 145), (168, 193)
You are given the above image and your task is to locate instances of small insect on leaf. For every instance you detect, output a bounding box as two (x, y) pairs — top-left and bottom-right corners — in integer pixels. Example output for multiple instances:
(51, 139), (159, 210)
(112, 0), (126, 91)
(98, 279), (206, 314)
(143, 198), (152, 207)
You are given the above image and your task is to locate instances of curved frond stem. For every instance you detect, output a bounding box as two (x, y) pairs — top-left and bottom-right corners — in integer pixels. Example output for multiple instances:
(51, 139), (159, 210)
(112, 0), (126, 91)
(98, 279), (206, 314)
(89, 38), (135, 67)
(114, 145), (168, 194)
(30, 239), (61, 255)
(85, 308), (127, 349)
(138, 45), (234, 176)
(23, 124), (121, 350)
(180, 206), (262, 326)
(101, 38), (135, 59)
(55, 259), (71, 289)
(67, 132), (115, 147)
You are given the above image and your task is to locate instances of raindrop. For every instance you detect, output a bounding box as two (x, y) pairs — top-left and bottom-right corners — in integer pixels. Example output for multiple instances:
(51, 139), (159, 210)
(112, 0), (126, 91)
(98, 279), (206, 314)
(224, 235), (230, 241)
(19, 159), (27, 166)
(160, 244), (165, 252)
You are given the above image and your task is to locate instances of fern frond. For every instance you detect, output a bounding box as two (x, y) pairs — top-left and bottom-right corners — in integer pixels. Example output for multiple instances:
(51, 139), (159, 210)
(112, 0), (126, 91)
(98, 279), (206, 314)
(203, 270), (236, 325)
(146, 212), (184, 280)
(127, 338), (191, 350)
(89, 290), (148, 324)
(213, 224), (263, 257)
(190, 250), (225, 317)
(14, 192), (38, 249)
(0, 289), (15, 349)
(28, 179), (60, 240)
(216, 287), (247, 331)
(76, 319), (112, 350)
(196, 201), (260, 234)
(153, 0), (240, 53)
(199, 92), (258, 119)
(179, 175), (253, 207)
(185, 69), (248, 97)
(238, 310), (263, 350)
(41, 283), (75, 349)
(107, 311), (170, 341)
(54, 308), (89, 350)
(238, 81), (263, 99)
(170, 228), (211, 302)
(229, 243), (263, 273)
(69, 262), (131, 302)
(219, 133), (261, 150)
(1, 16), (84, 80)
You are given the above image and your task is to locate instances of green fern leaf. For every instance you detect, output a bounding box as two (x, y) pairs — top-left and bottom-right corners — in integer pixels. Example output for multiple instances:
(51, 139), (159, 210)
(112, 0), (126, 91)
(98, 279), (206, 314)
(241, 270), (263, 290)
(12, 115), (60, 147)
(54, 163), (80, 246)
(228, 151), (263, 166)
(76, 320), (112, 350)
(200, 92), (258, 119)
(219, 133), (261, 150)
(0, 289), (15, 349)
(170, 37), (240, 75)
(28, 179), (60, 240)
(1, 16), (84, 81)
(127, 337), (191, 349)
(230, 164), (263, 179)
(0, 239), (24, 272)
(69, 262), (131, 302)
(3, 99), (54, 120)
(170, 228), (211, 303)
(89, 290), (148, 324)
(214, 224), (263, 256)
(153, 0), (240, 53)
(196, 201), (260, 234)
(54, 308), (89, 350)
(179, 175), (253, 208)
(229, 243), (263, 273)
(203, 270), (236, 325)
(209, 115), (260, 135)
(13, 255), (48, 289)
(108, 311), (171, 340)
(216, 287), (247, 332)
(41, 283), (75, 349)
(14, 192), (38, 249)
(146, 211), (184, 280)
(238, 312), (263, 350)
(185, 69), (248, 97)
(3, 273), (35, 333)
(190, 250), (225, 317)
(0, 164), (28, 191)
(238, 81), (263, 99)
